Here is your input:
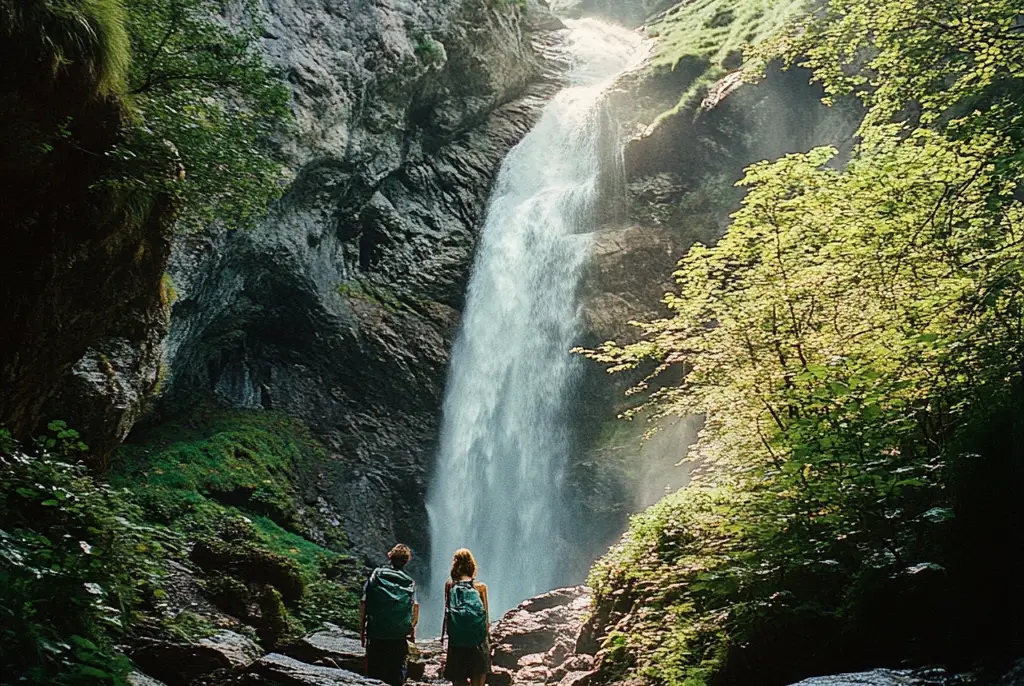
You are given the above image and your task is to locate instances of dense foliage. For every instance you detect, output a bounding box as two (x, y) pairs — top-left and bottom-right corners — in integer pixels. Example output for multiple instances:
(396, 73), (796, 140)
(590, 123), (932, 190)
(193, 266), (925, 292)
(1, 0), (289, 232)
(113, 0), (290, 231)
(0, 410), (361, 681)
(0, 425), (172, 685)
(587, 1), (1024, 684)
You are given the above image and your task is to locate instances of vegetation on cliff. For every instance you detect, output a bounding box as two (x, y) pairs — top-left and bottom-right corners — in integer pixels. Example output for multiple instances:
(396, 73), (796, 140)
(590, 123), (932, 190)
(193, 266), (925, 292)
(587, 0), (1024, 684)
(110, 406), (362, 640)
(2, 0), (288, 233)
(0, 410), (362, 683)
(642, 0), (805, 119)
(112, 0), (290, 231)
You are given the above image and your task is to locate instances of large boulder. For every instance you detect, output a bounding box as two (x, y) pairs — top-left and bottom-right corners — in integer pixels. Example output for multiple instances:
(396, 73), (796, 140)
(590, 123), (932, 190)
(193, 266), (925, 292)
(787, 668), (965, 686)
(199, 631), (265, 670)
(128, 673), (168, 686)
(490, 587), (594, 684)
(130, 630), (263, 686)
(235, 653), (385, 686)
(283, 626), (365, 673)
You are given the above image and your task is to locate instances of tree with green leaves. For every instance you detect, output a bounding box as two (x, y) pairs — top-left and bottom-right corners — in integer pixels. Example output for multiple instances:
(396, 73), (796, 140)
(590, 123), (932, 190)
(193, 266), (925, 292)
(585, 1), (1024, 683)
(114, 0), (291, 231)
(750, 0), (1024, 172)
(2, 0), (290, 232)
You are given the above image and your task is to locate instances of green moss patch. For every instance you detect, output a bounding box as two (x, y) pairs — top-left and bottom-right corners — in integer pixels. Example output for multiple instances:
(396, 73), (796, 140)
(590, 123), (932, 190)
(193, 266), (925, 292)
(642, 0), (807, 118)
(113, 409), (322, 533)
(337, 279), (432, 316)
(110, 407), (360, 637)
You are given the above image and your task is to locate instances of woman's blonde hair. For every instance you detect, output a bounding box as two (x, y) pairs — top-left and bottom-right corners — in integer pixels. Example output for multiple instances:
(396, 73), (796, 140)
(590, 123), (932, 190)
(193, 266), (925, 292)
(450, 548), (477, 580)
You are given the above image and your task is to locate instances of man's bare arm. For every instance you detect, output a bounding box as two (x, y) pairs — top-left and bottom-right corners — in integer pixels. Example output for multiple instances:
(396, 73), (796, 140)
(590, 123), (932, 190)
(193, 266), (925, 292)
(360, 599), (367, 646)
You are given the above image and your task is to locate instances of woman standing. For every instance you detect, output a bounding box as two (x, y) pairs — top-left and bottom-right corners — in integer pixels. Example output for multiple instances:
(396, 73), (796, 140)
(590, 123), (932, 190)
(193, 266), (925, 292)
(442, 549), (491, 686)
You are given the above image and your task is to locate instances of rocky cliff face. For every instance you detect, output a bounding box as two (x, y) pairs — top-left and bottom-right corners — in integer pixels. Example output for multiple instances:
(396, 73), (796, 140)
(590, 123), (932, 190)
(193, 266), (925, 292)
(149, 0), (568, 568)
(582, 65), (863, 345)
(0, 24), (173, 458)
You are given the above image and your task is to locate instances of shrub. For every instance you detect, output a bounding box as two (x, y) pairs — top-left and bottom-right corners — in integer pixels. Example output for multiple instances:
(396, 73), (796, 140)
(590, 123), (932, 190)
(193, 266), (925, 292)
(413, 32), (447, 67)
(0, 426), (171, 685)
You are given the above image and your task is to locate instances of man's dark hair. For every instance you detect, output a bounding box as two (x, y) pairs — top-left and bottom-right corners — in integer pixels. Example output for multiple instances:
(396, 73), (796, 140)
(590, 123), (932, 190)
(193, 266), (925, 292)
(388, 544), (411, 570)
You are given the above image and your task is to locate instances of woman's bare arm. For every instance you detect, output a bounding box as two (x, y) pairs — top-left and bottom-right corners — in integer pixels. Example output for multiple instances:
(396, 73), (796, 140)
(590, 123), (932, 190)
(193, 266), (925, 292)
(476, 582), (490, 629)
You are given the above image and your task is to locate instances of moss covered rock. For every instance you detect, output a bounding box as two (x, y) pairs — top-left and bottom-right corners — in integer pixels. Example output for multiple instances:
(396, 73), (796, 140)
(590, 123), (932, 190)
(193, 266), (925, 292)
(110, 407), (362, 636)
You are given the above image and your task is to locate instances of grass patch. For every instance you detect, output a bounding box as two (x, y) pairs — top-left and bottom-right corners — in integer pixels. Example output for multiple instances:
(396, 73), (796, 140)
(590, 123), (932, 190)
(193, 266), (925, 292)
(644, 0), (808, 119)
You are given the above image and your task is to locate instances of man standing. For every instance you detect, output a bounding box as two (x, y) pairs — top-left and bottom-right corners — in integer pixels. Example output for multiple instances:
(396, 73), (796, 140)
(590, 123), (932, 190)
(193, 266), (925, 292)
(361, 544), (419, 686)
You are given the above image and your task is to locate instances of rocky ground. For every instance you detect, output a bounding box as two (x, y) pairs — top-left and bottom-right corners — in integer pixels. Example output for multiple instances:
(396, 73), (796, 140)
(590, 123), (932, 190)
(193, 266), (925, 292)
(124, 585), (1024, 686)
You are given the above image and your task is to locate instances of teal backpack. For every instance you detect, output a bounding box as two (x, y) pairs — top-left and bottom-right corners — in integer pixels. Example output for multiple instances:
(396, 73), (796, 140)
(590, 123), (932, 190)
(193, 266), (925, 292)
(364, 567), (416, 640)
(446, 580), (488, 647)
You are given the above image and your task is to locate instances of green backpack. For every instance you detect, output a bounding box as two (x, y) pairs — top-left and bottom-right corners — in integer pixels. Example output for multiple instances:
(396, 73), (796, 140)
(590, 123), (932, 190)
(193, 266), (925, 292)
(364, 567), (416, 640)
(446, 580), (488, 647)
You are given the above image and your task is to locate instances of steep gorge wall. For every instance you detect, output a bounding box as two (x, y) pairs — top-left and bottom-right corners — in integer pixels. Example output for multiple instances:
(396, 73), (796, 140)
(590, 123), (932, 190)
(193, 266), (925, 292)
(144, 0), (569, 569)
(2, 0), (863, 582)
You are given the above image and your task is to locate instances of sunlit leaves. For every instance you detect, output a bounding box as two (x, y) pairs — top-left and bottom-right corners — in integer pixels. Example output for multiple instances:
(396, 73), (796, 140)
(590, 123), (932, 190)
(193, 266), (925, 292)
(584, 91), (1024, 686)
(750, 0), (1024, 176)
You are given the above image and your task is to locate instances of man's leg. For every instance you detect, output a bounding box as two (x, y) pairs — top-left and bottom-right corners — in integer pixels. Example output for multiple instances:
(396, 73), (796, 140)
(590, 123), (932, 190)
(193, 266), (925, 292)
(369, 638), (407, 686)
(387, 638), (408, 686)
(366, 639), (384, 681)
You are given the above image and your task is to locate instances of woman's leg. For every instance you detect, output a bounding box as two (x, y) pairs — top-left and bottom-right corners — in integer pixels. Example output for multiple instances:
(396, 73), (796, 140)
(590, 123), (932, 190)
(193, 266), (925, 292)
(470, 674), (486, 686)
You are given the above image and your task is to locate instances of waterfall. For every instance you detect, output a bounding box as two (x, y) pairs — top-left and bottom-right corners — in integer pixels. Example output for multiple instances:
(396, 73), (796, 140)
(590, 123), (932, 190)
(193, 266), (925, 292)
(424, 20), (645, 628)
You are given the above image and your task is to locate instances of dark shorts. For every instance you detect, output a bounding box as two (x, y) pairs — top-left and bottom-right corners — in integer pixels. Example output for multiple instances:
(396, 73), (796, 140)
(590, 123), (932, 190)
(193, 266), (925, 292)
(444, 640), (491, 681)
(367, 637), (408, 686)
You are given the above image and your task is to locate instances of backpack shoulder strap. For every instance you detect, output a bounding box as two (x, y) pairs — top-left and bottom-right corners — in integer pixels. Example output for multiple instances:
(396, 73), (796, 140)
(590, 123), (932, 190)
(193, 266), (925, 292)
(366, 566), (390, 593)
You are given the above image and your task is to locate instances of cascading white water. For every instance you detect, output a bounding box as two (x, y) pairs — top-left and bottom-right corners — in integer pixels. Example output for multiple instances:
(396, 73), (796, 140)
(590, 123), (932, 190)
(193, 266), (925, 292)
(424, 20), (645, 628)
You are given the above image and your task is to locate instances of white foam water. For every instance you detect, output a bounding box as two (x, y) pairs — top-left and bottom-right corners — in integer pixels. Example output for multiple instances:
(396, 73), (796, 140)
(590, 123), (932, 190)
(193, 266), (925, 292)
(424, 19), (646, 630)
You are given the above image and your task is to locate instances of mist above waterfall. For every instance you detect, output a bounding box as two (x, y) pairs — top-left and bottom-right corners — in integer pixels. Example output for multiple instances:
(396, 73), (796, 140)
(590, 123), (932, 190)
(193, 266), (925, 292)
(424, 20), (646, 630)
